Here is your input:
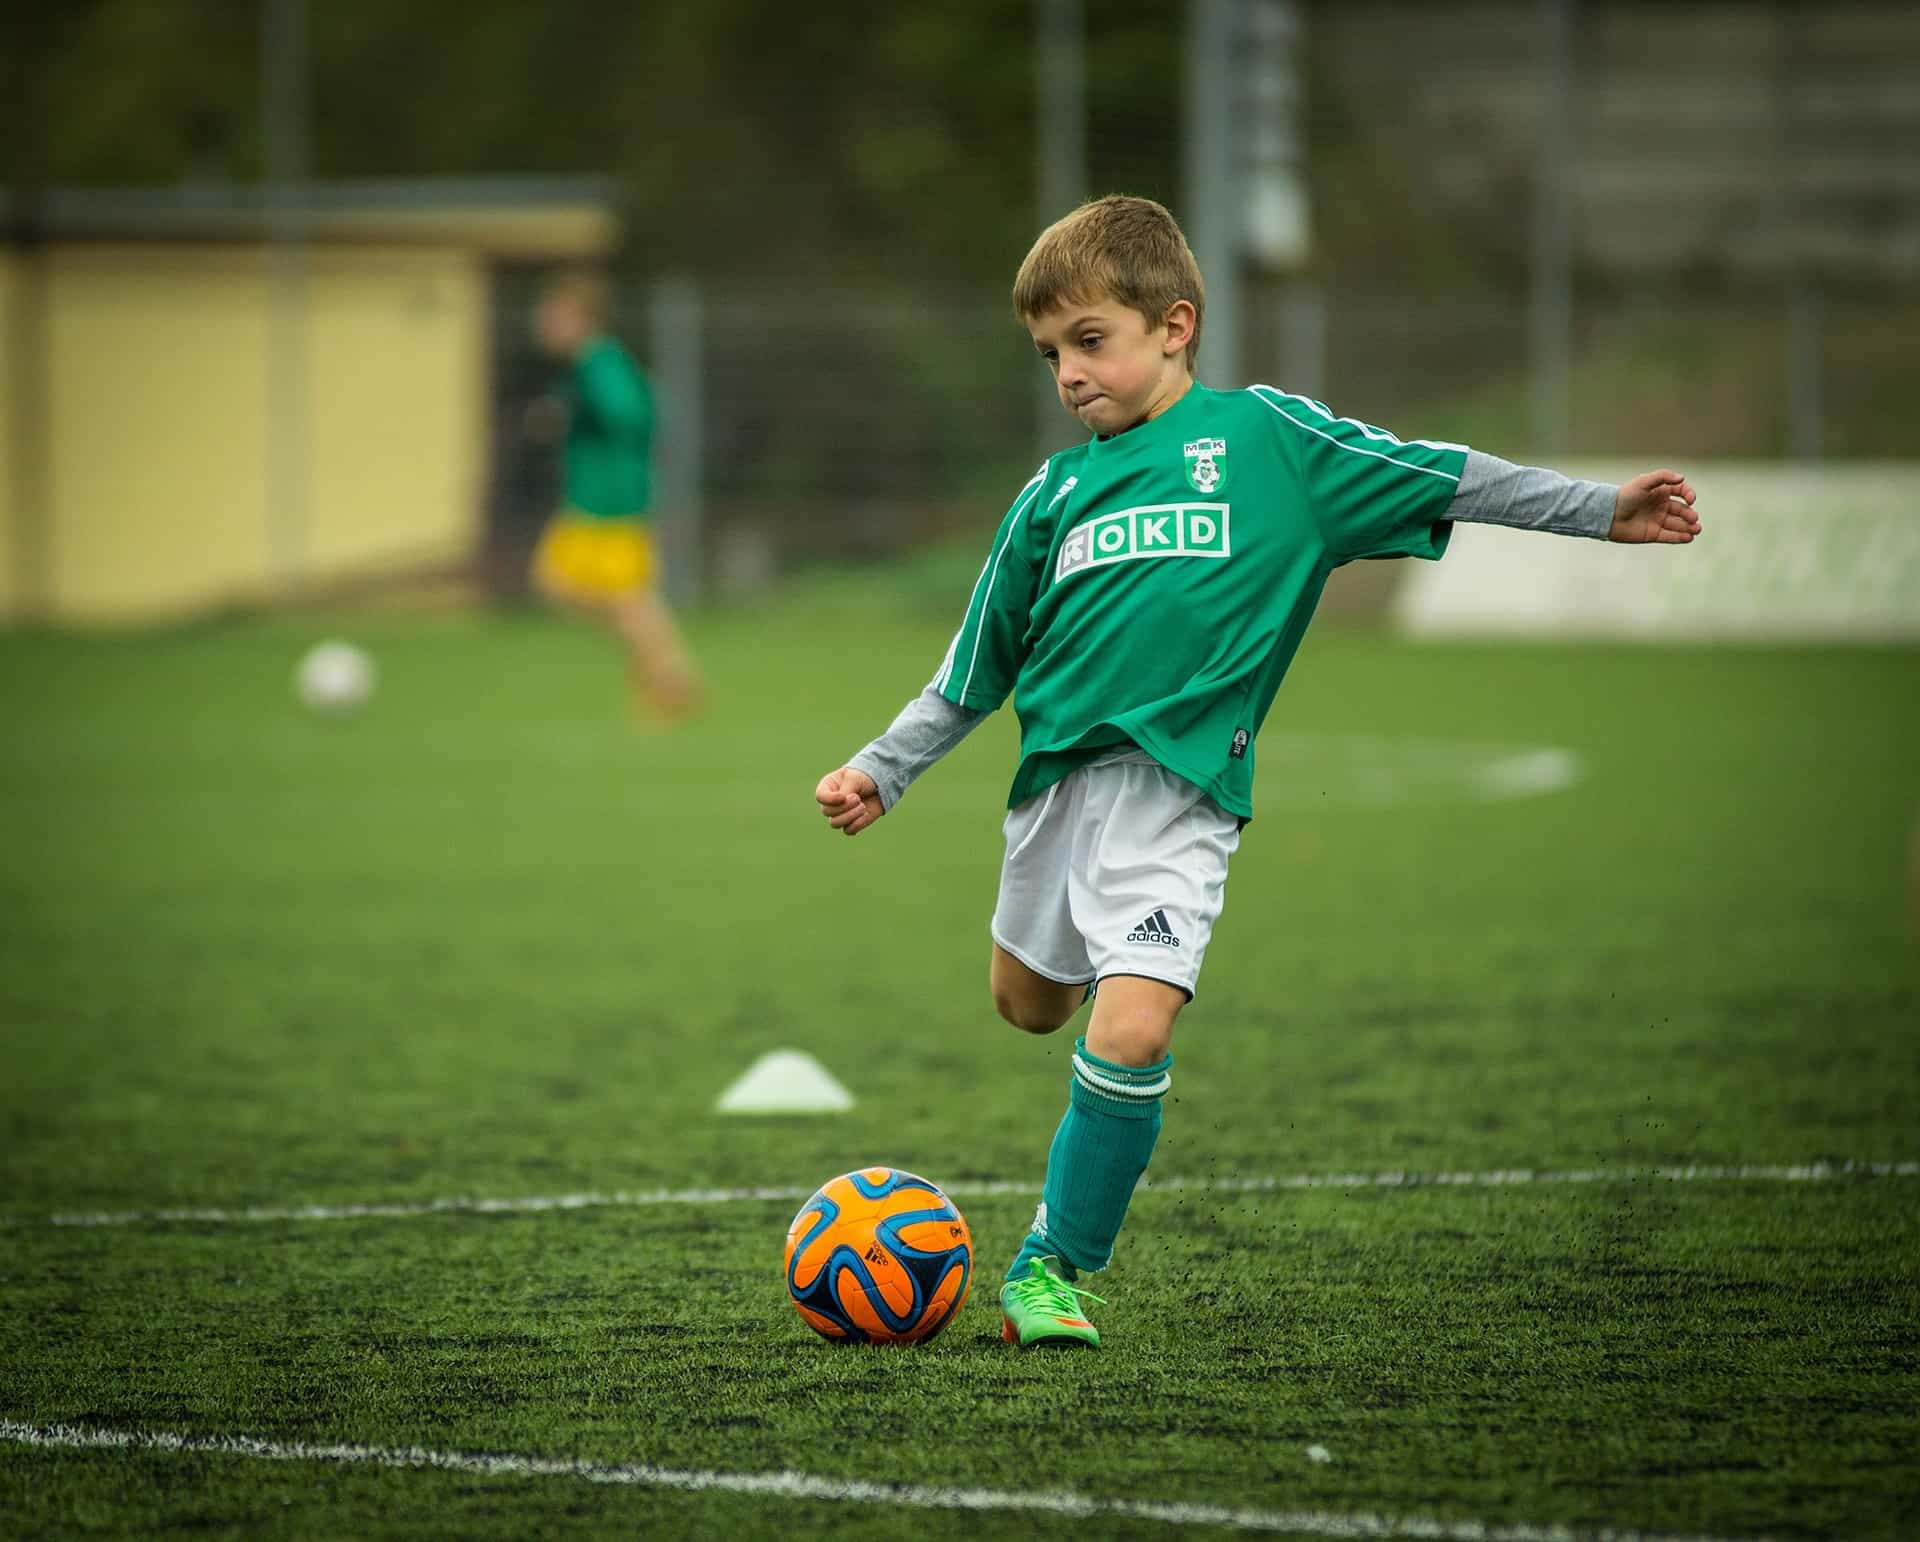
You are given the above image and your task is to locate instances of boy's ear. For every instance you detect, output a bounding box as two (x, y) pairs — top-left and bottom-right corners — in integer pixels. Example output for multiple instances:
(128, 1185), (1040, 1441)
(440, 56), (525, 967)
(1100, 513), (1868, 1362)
(1160, 300), (1198, 358)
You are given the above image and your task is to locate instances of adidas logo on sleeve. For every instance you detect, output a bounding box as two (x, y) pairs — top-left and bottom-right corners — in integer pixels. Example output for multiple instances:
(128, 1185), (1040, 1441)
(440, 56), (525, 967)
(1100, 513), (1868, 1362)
(1125, 909), (1182, 948)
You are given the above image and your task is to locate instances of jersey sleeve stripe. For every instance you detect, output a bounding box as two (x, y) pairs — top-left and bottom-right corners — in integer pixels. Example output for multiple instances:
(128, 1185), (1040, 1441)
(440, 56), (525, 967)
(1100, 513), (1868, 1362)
(1252, 383), (1469, 455)
(947, 464), (1048, 702)
(929, 630), (961, 694)
(1247, 385), (1465, 482)
(934, 468), (1044, 693)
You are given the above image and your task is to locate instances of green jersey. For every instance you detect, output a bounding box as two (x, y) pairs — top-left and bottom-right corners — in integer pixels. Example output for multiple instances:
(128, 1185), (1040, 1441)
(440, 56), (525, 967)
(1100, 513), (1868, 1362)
(564, 336), (654, 518)
(934, 383), (1466, 820)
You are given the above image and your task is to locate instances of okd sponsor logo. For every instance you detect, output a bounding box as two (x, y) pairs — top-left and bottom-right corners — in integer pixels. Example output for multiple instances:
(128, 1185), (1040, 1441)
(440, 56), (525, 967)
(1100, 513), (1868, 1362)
(1055, 503), (1231, 583)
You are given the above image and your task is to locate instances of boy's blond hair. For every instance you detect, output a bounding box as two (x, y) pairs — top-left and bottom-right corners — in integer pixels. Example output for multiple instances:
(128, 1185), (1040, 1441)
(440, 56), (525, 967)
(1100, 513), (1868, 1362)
(1012, 196), (1206, 372)
(540, 266), (613, 328)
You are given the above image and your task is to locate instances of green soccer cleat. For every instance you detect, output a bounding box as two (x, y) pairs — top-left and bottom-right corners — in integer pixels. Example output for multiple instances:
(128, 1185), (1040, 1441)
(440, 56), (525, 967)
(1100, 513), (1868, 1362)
(999, 1256), (1106, 1349)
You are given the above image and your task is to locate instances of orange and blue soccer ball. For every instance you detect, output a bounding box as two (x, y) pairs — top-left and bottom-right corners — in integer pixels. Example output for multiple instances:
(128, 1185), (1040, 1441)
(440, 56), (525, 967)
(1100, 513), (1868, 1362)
(784, 1167), (972, 1344)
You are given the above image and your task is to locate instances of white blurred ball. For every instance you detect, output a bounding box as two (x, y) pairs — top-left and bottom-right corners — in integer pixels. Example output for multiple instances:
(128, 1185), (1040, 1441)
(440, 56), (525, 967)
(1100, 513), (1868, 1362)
(295, 640), (376, 716)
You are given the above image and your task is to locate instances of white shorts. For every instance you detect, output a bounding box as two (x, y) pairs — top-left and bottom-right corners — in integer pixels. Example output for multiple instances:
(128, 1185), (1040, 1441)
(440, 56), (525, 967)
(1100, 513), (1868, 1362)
(990, 752), (1241, 998)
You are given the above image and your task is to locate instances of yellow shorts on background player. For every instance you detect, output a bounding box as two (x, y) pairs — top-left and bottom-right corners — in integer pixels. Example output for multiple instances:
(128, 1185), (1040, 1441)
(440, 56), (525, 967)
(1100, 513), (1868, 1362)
(531, 512), (656, 599)
(528, 269), (699, 718)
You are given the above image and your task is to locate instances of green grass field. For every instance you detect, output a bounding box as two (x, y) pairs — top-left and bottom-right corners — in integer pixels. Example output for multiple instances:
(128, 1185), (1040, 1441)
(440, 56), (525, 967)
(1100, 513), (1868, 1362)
(2, 578), (1916, 1540)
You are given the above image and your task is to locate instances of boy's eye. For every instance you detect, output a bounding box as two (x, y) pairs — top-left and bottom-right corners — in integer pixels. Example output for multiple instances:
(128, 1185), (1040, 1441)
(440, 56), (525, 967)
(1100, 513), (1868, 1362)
(1080, 334), (1101, 350)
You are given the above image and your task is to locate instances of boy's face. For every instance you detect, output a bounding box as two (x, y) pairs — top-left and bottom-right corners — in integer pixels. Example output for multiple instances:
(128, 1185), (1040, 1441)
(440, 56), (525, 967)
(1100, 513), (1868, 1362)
(1026, 296), (1195, 435)
(533, 293), (592, 359)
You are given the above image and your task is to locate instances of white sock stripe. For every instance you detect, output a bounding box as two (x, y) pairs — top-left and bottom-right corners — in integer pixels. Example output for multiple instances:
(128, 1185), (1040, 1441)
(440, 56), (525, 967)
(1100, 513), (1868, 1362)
(0, 1419), (1777, 1541)
(1071, 1054), (1172, 1102)
(8, 1161), (1911, 1229)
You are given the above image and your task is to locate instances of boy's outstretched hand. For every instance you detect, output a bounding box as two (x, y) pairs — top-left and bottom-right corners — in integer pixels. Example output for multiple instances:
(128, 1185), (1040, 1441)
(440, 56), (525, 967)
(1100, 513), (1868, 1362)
(1610, 469), (1702, 544)
(815, 767), (884, 837)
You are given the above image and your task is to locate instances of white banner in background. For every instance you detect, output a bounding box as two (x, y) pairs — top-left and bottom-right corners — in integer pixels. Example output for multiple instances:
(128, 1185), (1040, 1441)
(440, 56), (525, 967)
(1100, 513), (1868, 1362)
(1395, 462), (1920, 640)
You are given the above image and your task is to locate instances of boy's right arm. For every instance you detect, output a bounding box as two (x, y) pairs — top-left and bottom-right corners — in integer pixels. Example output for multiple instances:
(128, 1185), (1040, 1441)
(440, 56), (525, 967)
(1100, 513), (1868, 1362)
(814, 461), (1053, 838)
(816, 687), (986, 837)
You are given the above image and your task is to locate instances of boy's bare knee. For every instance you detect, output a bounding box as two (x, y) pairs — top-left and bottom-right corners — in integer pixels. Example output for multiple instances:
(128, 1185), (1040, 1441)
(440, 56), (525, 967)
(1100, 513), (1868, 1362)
(1087, 1016), (1170, 1064)
(988, 945), (1083, 1035)
(993, 989), (1072, 1034)
(1084, 975), (1186, 1066)
(534, 573), (593, 614)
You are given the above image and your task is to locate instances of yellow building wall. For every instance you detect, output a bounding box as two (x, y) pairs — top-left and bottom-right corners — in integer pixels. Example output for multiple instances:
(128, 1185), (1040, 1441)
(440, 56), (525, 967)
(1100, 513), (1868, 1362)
(38, 242), (487, 623)
(305, 249), (487, 580)
(47, 246), (273, 620)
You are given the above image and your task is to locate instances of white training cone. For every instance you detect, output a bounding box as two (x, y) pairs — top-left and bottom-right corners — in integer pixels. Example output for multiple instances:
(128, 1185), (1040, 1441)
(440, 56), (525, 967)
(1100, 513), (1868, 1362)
(715, 1050), (854, 1115)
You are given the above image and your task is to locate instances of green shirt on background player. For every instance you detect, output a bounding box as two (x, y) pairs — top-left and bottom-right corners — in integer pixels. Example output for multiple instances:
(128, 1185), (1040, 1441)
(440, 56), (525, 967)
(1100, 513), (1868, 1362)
(813, 196), (1702, 1352)
(563, 335), (655, 519)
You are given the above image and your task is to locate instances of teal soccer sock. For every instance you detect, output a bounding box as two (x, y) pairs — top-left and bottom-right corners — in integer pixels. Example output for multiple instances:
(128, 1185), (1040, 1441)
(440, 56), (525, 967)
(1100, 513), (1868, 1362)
(1006, 1036), (1172, 1281)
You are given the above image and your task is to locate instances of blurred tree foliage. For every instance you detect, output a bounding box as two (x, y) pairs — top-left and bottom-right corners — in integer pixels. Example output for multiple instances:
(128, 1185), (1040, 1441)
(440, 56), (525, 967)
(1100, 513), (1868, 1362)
(17, 0), (1191, 281)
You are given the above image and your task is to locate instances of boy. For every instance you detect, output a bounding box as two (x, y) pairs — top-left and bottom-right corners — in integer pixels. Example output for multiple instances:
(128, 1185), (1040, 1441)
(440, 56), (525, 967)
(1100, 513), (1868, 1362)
(813, 196), (1700, 1350)
(529, 268), (700, 718)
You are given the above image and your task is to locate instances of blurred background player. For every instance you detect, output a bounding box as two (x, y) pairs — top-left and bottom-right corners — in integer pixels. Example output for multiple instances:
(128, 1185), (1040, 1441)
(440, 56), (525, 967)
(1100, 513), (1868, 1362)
(528, 267), (700, 719)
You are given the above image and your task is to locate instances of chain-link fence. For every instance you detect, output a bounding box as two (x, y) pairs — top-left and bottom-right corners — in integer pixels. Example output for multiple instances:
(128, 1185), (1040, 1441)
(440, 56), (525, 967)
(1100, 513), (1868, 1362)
(483, 269), (1916, 599)
(11, 0), (1917, 619)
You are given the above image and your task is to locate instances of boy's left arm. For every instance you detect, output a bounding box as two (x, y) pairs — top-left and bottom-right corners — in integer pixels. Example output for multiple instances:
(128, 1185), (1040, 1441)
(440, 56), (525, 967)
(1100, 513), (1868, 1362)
(1454, 451), (1700, 544)
(1603, 467), (1701, 544)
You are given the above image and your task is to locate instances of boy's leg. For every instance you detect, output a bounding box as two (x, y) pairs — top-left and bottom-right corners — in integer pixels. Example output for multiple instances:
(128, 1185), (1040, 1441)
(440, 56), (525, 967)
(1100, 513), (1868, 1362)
(611, 589), (700, 715)
(988, 779), (1095, 1030)
(534, 575), (608, 621)
(990, 944), (1090, 1035)
(1083, 973), (1184, 1068)
(1004, 975), (1183, 1288)
(530, 540), (588, 613)
(1001, 758), (1239, 1346)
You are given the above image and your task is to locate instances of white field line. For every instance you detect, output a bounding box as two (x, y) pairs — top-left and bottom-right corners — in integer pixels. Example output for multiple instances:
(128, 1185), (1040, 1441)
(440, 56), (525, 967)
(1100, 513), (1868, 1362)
(16, 1160), (1916, 1231)
(0, 1418), (1771, 1542)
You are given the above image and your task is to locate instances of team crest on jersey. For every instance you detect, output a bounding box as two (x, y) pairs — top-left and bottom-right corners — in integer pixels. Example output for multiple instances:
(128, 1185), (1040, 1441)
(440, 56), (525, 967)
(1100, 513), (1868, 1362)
(1184, 437), (1226, 494)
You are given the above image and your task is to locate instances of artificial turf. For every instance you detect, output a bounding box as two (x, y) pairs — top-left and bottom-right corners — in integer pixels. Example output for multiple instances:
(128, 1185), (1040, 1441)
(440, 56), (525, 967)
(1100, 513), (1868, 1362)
(1, 581), (1915, 1539)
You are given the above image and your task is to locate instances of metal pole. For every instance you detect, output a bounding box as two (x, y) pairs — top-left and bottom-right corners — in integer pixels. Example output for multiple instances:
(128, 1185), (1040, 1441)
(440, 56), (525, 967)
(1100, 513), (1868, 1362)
(1776, 6), (1820, 460)
(1034, 0), (1087, 452)
(3, 244), (50, 620)
(1244, 0), (1310, 389)
(1528, 0), (1575, 459)
(1242, 0), (1309, 271)
(1276, 285), (1326, 398)
(3, 2), (54, 618)
(648, 276), (705, 605)
(1785, 281), (1823, 460)
(1184, 0), (1242, 390)
(262, 0), (310, 592)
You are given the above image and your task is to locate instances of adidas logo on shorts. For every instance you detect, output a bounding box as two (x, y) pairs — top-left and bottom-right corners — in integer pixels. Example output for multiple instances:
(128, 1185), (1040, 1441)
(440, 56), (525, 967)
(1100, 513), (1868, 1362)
(1126, 908), (1182, 948)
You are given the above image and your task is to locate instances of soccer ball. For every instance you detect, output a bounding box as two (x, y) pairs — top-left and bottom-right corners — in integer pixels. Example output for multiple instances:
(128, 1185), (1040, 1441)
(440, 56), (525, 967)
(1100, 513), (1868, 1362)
(784, 1167), (972, 1344)
(295, 640), (375, 716)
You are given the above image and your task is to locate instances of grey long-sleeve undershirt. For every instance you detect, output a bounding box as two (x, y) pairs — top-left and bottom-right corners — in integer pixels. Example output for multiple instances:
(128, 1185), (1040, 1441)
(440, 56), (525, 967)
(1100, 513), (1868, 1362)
(847, 687), (988, 813)
(1451, 448), (1616, 539)
(845, 451), (1613, 811)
